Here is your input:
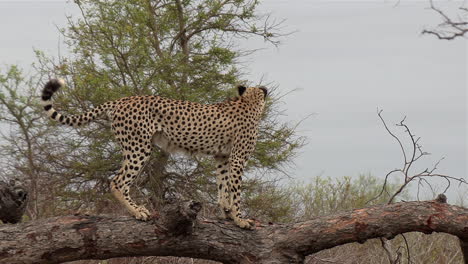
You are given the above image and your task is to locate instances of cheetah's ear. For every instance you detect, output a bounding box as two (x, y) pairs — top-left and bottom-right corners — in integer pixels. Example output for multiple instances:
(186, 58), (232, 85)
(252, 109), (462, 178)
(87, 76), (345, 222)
(237, 85), (246, 96)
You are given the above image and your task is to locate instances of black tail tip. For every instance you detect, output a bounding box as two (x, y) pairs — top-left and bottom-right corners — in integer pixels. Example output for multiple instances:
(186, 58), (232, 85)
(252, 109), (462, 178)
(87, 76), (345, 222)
(42, 79), (64, 101)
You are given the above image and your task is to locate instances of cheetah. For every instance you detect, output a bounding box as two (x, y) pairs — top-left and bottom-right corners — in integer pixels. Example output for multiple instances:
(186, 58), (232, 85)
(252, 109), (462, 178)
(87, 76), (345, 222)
(41, 79), (267, 229)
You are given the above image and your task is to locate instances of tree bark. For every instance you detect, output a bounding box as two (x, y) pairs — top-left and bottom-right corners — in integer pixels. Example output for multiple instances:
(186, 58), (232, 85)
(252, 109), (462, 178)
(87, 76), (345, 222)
(0, 200), (467, 264)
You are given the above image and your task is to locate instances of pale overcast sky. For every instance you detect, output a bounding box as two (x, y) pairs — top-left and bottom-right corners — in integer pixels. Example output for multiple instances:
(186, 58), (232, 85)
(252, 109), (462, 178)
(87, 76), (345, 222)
(0, 1), (466, 201)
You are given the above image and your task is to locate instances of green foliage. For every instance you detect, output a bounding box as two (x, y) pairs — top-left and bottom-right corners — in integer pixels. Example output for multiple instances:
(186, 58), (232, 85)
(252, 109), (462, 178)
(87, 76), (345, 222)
(243, 178), (297, 223)
(56, 0), (262, 102)
(291, 174), (404, 220)
(242, 174), (404, 223)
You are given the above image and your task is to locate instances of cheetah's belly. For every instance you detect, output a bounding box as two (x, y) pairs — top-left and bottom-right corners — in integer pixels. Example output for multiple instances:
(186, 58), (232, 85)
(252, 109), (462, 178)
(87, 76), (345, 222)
(152, 131), (232, 157)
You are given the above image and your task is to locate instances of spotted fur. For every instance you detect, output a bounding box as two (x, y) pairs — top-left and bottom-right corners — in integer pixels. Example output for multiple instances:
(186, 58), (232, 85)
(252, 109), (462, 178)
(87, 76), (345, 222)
(41, 79), (267, 229)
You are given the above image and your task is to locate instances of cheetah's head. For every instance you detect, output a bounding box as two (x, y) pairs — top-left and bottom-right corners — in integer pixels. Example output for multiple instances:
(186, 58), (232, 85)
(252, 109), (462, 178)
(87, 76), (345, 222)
(237, 85), (268, 102)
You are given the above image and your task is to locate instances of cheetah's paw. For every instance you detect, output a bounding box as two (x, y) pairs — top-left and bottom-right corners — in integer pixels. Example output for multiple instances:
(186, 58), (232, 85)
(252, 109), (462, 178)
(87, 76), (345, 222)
(133, 206), (151, 221)
(234, 218), (255, 230)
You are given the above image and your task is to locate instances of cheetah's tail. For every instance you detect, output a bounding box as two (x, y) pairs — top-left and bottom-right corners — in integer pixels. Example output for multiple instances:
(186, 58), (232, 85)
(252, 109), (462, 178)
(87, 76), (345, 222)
(41, 79), (109, 127)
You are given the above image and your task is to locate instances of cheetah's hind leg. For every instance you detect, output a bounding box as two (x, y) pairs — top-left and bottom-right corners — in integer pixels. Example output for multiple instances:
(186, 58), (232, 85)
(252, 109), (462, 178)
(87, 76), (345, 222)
(111, 140), (153, 221)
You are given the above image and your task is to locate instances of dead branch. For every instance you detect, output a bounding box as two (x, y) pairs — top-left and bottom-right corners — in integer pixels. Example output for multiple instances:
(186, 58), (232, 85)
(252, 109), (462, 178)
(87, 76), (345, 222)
(371, 110), (468, 263)
(370, 110), (467, 205)
(0, 199), (467, 264)
(422, 1), (468, 40)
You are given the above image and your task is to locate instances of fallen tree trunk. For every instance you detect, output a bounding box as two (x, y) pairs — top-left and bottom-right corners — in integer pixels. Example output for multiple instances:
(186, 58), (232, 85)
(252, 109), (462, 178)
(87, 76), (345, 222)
(0, 200), (467, 264)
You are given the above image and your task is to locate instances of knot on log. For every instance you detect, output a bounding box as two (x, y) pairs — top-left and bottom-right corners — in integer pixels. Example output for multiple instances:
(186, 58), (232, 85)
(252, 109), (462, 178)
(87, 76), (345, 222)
(434, 194), (447, 204)
(0, 180), (28, 224)
(159, 199), (202, 235)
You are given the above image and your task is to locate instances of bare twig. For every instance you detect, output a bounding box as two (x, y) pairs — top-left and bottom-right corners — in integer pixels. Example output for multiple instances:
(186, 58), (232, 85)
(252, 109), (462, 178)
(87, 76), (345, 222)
(422, 0), (468, 40)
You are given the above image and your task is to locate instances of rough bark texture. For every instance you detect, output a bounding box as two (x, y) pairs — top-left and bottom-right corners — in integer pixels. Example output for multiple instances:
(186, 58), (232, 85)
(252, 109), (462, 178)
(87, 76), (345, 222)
(0, 180), (28, 224)
(461, 239), (468, 264)
(0, 200), (467, 264)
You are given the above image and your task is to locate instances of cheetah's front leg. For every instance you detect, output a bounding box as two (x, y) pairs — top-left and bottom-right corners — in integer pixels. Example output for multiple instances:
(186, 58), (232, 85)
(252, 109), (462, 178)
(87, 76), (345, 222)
(111, 181), (151, 220)
(226, 155), (255, 230)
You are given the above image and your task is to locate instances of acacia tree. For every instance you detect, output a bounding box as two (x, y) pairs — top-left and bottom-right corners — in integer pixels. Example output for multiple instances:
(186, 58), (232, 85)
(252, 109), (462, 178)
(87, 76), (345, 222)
(3, 0), (303, 220)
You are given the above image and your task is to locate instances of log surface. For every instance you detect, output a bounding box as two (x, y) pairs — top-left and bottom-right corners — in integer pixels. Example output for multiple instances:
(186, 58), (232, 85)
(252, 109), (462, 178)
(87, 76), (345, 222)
(0, 200), (467, 264)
